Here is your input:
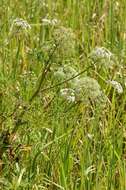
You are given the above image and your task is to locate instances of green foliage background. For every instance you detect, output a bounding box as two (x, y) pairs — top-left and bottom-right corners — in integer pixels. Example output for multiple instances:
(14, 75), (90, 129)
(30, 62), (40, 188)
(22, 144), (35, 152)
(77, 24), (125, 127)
(0, 0), (126, 189)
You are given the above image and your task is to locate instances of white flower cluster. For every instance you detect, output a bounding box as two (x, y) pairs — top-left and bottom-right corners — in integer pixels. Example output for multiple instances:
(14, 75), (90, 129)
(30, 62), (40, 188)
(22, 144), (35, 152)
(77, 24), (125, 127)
(74, 77), (102, 102)
(90, 47), (114, 68)
(90, 47), (112, 60)
(54, 65), (78, 81)
(55, 65), (106, 105)
(60, 88), (75, 103)
(42, 18), (59, 26)
(10, 18), (31, 34)
(107, 80), (123, 94)
(53, 26), (76, 58)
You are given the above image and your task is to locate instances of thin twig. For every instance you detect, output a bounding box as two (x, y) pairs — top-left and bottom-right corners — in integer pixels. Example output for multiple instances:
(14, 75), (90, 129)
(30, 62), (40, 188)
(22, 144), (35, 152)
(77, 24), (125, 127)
(29, 43), (58, 103)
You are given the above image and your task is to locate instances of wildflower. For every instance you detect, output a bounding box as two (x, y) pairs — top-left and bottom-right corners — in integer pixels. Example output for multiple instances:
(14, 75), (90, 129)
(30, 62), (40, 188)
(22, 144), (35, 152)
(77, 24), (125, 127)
(42, 18), (59, 26)
(54, 67), (65, 80)
(74, 77), (102, 102)
(54, 65), (79, 87)
(90, 47), (114, 68)
(42, 18), (52, 25)
(10, 18), (31, 34)
(53, 26), (76, 59)
(54, 65), (78, 80)
(90, 47), (112, 60)
(107, 80), (123, 94)
(60, 88), (75, 103)
(63, 65), (78, 77)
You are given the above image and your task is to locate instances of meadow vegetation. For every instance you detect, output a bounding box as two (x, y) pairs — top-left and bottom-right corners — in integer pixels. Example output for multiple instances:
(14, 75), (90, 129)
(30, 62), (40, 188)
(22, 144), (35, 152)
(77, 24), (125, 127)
(0, 0), (126, 189)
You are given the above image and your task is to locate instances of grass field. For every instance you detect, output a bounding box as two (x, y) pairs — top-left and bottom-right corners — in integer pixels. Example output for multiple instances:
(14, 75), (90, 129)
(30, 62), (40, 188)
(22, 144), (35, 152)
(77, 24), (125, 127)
(0, 0), (126, 189)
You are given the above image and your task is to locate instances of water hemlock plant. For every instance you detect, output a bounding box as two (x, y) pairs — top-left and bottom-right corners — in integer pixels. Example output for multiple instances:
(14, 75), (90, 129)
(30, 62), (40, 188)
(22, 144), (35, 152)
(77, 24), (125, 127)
(0, 1), (126, 190)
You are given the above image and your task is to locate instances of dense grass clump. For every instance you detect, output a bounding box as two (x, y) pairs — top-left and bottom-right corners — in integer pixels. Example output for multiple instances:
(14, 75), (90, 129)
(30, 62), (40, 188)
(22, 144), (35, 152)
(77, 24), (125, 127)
(0, 0), (126, 189)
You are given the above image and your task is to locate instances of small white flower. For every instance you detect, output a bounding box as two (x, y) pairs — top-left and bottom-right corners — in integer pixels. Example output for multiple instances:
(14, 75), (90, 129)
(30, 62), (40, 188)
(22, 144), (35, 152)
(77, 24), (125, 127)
(107, 80), (123, 94)
(67, 95), (75, 103)
(9, 18), (31, 38)
(42, 18), (51, 25)
(60, 88), (75, 103)
(42, 18), (59, 26)
(90, 47), (112, 60)
(51, 19), (59, 26)
(90, 47), (114, 68)
(11, 18), (31, 31)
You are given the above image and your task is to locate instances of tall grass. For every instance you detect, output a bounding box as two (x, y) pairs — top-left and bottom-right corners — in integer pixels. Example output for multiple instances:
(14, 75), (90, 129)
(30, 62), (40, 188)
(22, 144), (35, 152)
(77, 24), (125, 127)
(0, 0), (126, 189)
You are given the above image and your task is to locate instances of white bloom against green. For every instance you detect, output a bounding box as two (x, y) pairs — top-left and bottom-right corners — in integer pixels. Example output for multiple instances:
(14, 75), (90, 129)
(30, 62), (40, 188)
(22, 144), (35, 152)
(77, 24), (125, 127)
(54, 65), (106, 105)
(90, 47), (112, 60)
(53, 26), (75, 43)
(53, 26), (76, 58)
(54, 67), (65, 80)
(60, 88), (75, 103)
(73, 77), (107, 106)
(54, 65), (78, 85)
(10, 18), (31, 34)
(42, 18), (51, 25)
(42, 18), (59, 26)
(7, 18), (31, 46)
(63, 65), (78, 76)
(107, 80), (123, 94)
(74, 77), (102, 100)
(90, 47), (114, 68)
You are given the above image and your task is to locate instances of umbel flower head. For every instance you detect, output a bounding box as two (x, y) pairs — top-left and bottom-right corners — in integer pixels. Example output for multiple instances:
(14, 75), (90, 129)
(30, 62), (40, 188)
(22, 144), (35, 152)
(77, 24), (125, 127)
(10, 18), (31, 36)
(75, 77), (101, 99)
(107, 80), (123, 94)
(54, 64), (106, 106)
(53, 26), (76, 59)
(58, 75), (107, 106)
(54, 65), (78, 83)
(60, 88), (75, 103)
(42, 18), (59, 26)
(90, 47), (115, 69)
(74, 77), (105, 104)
